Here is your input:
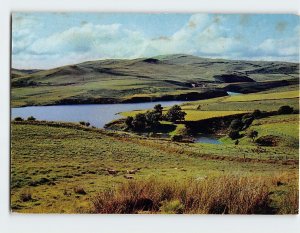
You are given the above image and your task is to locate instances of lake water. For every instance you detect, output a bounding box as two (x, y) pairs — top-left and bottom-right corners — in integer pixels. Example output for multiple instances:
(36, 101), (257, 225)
(11, 101), (187, 128)
(194, 134), (222, 144)
(227, 91), (241, 96)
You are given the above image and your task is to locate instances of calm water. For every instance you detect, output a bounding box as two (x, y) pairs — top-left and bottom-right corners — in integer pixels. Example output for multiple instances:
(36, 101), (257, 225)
(194, 134), (222, 144)
(227, 91), (241, 96)
(11, 101), (187, 128)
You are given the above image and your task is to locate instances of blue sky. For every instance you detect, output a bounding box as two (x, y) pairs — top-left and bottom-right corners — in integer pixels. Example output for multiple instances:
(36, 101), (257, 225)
(12, 13), (299, 69)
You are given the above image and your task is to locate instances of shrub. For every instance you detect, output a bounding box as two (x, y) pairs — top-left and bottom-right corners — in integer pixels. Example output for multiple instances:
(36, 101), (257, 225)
(278, 105), (293, 115)
(171, 135), (183, 142)
(14, 117), (24, 121)
(27, 116), (36, 121)
(79, 121), (86, 126)
(165, 105), (186, 123)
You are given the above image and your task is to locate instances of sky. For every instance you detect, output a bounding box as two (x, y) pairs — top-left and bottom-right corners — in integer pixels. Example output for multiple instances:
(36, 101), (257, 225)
(12, 13), (300, 69)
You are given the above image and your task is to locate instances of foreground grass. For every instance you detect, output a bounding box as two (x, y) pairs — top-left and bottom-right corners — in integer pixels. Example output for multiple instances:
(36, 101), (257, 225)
(93, 175), (298, 214)
(11, 122), (298, 213)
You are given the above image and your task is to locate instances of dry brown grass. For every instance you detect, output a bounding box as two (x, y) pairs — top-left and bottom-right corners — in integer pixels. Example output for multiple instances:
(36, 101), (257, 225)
(92, 175), (295, 214)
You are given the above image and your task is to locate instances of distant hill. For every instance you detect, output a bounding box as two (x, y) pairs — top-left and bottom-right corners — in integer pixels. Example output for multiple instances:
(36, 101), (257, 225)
(11, 54), (299, 107)
(11, 68), (43, 79)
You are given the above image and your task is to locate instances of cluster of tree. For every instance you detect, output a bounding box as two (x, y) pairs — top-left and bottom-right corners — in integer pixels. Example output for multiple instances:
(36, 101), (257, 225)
(125, 104), (186, 131)
(228, 110), (261, 140)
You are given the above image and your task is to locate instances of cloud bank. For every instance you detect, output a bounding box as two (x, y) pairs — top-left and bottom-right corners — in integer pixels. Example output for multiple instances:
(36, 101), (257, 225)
(12, 13), (300, 69)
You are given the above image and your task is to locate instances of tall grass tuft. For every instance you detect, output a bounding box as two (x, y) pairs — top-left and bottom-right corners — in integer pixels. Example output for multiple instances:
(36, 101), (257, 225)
(92, 175), (284, 214)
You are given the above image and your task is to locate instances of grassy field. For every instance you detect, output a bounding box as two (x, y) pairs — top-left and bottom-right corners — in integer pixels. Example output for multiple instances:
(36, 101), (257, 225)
(181, 90), (299, 112)
(11, 121), (298, 213)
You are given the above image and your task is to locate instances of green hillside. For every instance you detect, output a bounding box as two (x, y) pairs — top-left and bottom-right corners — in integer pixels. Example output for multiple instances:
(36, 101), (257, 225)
(11, 54), (299, 107)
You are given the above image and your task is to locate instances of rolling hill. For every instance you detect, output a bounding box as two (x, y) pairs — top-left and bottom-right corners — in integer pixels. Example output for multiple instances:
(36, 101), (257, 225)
(11, 54), (299, 107)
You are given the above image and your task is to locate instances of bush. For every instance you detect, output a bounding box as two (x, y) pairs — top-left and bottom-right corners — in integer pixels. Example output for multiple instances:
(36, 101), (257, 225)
(85, 122), (90, 127)
(171, 135), (183, 142)
(79, 121), (86, 126)
(27, 116), (36, 121)
(14, 117), (24, 121)
(278, 105), (294, 115)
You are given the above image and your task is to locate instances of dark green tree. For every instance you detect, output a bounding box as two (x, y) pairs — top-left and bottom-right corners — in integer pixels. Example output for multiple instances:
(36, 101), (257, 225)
(154, 104), (163, 119)
(132, 113), (146, 130)
(125, 116), (134, 128)
(229, 119), (243, 131)
(228, 130), (240, 140)
(145, 111), (160, 128)
(252, 109), (262, 119)
(165, 105), (186, 123)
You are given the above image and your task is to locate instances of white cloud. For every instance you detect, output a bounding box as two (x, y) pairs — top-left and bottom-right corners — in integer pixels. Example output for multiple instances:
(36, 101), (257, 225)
(12, 14), (300, 69)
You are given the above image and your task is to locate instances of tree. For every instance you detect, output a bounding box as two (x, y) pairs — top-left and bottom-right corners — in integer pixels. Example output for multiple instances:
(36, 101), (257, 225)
(27, 116), (36, 121)
(228, 130), (240, 140)
(154, 104), (163, 116)
(145, 111), (160, 128)
(165, 105), (186, 123)
(252, 109), (262, 119)
(229, 119), (243, 131)
(242, 116), (254, 129)
(125, 116), (134, 128)
(248, 130), (258, 142)
(278, 105), (293, 115)
(132, 113), (146, 130)
(14, 117), (24, 121)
